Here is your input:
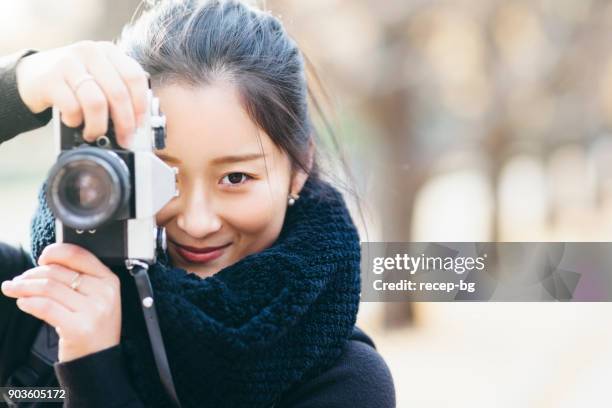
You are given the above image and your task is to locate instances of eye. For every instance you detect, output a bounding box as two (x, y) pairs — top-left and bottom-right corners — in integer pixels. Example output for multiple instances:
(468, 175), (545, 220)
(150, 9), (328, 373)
(220, 172), (251, 186)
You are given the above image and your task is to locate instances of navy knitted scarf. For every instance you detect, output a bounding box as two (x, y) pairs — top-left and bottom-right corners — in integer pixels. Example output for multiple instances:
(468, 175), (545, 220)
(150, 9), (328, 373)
(29, 177), (361, 408)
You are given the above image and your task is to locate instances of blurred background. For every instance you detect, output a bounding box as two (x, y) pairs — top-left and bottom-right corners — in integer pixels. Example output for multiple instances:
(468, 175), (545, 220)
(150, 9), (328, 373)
(2, 0), (612, 406)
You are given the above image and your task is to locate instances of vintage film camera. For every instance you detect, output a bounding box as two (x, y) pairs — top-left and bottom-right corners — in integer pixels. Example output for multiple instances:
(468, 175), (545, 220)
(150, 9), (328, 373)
(45, 89), (178, 266)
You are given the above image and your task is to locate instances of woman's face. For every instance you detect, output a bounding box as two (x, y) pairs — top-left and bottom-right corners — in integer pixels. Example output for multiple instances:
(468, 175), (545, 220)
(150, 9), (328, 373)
(153, 81), (307, 278)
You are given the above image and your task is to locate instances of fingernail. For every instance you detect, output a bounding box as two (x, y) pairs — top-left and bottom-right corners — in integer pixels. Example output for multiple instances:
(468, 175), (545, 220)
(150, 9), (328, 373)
(124, 131), (134, 145)
(13, 274), (24, 281)
(1, 281), (13, 291)
(123, 134), (134, 149)
(16, 298), (28, 309)
(137, 114), (145, 128)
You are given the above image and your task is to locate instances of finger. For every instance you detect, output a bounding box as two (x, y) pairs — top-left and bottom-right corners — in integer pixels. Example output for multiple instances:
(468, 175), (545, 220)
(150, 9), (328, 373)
(16, 296), (76, 331)
(38, 243), (113, 279)
(83, 47), (136, 148)
(14, 264), (98, 296)
(52, 80), (84, 128)
(103, 44), (149, 130)
(2, 278), (88, 312)
(62, 55), (109, 142)
(16, 265), (118, 306)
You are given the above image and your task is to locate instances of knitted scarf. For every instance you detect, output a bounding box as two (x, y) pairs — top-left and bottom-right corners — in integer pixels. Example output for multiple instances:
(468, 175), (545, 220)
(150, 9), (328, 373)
(29, 177), (361, 408)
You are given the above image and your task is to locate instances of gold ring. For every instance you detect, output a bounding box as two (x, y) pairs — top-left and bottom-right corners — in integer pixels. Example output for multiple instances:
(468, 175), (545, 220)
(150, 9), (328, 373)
(71, 74), (95, 93)
(70, 272), (82, 291)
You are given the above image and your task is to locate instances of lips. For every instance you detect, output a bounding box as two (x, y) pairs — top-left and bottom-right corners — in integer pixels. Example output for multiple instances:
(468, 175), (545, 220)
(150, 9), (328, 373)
(177, 243), (229, 253)
(172, 241), (231, 264)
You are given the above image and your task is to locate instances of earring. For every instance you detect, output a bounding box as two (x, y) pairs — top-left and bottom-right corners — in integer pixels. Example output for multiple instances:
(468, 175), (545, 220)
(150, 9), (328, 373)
(288, 193), (300, 206)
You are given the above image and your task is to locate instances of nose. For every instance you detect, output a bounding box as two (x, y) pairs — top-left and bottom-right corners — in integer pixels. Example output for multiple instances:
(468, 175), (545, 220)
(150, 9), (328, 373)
(176, 182), (222, 239)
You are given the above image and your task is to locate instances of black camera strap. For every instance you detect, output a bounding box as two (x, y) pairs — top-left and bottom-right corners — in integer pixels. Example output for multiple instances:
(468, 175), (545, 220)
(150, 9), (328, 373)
(2, 324), (58, 407)
(126, 259), (181, 408)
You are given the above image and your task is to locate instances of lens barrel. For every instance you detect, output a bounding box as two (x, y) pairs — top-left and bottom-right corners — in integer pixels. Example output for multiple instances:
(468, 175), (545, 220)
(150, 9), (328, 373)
(46, 147), (131, 230)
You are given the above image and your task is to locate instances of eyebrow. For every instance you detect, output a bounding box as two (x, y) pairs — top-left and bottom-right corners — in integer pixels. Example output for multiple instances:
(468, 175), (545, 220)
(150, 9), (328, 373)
(156, 152), (266, 165)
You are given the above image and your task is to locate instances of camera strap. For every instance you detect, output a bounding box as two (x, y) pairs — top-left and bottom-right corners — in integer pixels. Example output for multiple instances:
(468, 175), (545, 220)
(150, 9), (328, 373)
(2, 323), (58, 407)
(126, 259), (182, 408)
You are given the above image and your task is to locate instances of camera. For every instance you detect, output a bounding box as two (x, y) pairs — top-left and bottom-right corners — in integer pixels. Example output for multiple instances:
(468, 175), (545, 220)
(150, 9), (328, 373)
(45, 88), (178, 266)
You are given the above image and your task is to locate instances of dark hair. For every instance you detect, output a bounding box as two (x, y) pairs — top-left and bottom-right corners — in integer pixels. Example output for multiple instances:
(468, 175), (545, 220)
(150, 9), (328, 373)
(117, 0), (320, 180)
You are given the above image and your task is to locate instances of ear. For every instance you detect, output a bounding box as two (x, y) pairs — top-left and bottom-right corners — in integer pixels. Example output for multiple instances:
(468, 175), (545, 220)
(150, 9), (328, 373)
(290, 139), (315, 196)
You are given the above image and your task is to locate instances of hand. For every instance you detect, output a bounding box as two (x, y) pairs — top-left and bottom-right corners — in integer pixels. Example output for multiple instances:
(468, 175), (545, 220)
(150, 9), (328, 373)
(15, 40), (149, 148)
(0, 243), (122, 363)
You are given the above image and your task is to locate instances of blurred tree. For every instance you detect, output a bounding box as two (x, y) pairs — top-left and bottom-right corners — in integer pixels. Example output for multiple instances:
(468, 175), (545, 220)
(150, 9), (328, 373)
(365, 22), (421, 328)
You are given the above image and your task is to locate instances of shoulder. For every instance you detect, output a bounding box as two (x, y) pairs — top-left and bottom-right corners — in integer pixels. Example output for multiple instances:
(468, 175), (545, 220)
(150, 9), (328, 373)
(277, 326), (396, 408)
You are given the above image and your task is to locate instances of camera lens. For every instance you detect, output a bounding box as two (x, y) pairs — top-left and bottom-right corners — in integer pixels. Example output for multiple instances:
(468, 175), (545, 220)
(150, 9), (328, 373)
(60, 164), (112, 210)
(46, 147), (131, 230)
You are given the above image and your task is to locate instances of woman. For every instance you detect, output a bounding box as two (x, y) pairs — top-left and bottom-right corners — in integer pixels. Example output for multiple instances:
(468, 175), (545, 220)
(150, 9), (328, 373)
(0, 1), (395, 407)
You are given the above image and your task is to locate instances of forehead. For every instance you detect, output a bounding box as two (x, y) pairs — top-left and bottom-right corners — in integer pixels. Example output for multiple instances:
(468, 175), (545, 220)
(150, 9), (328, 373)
(154, 81), (280, 162)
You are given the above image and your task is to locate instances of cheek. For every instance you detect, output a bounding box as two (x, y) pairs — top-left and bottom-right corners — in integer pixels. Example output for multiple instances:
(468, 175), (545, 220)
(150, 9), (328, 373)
(222, 185), (287, 235)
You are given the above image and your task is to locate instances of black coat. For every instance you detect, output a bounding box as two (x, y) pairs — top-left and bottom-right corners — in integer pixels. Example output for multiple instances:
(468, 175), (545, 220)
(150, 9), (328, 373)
(0, 50), (396, 407)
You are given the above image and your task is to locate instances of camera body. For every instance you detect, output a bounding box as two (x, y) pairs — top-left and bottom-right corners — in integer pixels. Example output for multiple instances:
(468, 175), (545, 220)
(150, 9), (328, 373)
(45, 89), (178, 267)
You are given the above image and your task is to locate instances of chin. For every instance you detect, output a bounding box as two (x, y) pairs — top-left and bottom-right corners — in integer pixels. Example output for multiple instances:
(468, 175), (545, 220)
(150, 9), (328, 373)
(168, 242), (242, 279)
(191, 265), (223, 279)
(172, 253), (225, 279)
